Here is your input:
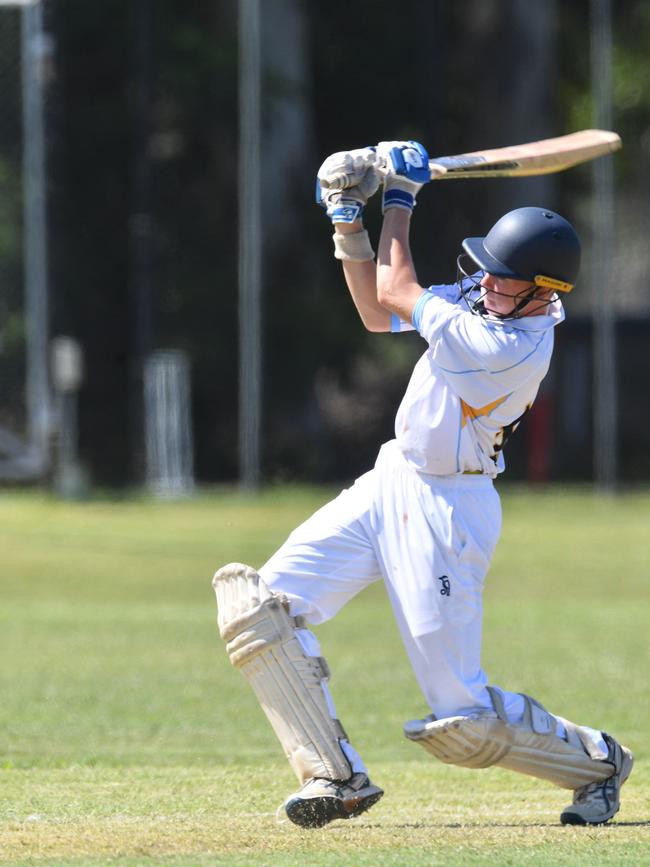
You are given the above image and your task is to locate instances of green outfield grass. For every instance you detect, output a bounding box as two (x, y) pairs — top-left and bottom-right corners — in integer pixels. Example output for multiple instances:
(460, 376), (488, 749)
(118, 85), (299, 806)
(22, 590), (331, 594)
(0, 485), (649, 866)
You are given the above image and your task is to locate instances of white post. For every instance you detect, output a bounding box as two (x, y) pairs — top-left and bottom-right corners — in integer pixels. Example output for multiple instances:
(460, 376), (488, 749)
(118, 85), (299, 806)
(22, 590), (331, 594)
(51, 336), (85, 498)
(238, 0), (262, 489)
(591, 0), (617, 490)
(144, 350), (195, 498)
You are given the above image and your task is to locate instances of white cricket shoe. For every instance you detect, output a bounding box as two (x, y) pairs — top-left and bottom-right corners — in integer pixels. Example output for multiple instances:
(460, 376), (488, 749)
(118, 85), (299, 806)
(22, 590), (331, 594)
(560, 734), (634, 825)
(283, 773), (384, 828)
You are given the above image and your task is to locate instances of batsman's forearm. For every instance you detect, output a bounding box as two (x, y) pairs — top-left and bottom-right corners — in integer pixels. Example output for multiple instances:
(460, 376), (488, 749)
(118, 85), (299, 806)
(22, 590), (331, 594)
(341, 258), (391, 332)
(376, 209), (423, 322)
(332, 220), (390, 332)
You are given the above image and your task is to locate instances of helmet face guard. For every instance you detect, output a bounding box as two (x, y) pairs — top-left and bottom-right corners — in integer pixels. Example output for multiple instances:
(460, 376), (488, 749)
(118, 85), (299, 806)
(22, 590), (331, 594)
(456, 254), (560, 321)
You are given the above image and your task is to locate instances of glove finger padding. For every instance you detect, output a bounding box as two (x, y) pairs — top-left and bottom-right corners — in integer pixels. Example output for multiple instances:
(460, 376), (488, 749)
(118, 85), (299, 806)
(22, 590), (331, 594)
(355, 165), (380, 199)
(317, 166), (380, 224)
(318, 147), (378, 191)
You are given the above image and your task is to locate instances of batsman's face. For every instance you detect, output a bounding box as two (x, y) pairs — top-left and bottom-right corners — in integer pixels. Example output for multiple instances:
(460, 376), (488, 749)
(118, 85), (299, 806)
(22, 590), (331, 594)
(480, 273), (551, 317)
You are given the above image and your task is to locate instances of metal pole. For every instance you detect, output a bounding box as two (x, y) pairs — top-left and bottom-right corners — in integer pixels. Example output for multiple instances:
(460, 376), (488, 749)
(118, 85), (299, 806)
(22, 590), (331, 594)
(21, 0), (51, 473)
(238, 0), (262, 489)
(590, 0), (617, 490)
(130, 0), (153, 484)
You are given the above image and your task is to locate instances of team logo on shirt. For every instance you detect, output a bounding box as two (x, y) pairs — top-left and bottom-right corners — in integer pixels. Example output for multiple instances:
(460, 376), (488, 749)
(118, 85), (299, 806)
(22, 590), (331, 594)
(438, 575), (451, 596)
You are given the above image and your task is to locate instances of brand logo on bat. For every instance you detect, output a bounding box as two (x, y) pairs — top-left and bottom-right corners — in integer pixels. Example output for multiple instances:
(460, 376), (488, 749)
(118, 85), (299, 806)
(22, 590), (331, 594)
(434, 156), (519, 172)
(438, 575), (451, 596)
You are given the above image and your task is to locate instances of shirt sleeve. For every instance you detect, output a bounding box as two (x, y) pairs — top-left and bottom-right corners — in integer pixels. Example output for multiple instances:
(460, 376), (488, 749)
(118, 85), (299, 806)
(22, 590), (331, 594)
(414, 292), (551, 406)
(390, 314), (416, 333)
(391, 283), (460, 333)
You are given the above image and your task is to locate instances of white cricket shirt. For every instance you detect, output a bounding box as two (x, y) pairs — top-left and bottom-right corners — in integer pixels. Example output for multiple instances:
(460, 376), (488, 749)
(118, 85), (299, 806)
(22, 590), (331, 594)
(392, 283), (565, 477)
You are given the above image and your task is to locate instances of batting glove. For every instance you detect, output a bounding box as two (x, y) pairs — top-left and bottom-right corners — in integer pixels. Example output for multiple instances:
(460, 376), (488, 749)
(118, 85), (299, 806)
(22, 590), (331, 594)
(317, 146), (378, 191)
(316, 165), (380, 224)
(376, 140), (431, 213)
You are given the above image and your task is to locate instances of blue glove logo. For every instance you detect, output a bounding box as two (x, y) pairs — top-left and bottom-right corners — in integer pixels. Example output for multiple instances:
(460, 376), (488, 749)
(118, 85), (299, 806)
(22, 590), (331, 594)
(329, 198), (363, 223)
(389, 141), (430, 185)
(403, 146), (426, 168)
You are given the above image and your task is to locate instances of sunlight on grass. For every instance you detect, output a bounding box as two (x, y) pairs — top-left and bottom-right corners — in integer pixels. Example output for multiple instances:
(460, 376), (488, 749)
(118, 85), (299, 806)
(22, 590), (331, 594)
(0, 486), (648, 864)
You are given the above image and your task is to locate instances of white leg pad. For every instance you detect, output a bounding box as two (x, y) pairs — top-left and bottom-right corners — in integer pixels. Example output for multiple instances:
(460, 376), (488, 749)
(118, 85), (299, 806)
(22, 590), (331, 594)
(212, 562), (352, 784)
(404, 690), (613, 790)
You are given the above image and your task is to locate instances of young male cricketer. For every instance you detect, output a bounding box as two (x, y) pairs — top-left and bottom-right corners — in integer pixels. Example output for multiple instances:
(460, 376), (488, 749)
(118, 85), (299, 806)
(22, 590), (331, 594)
(212, 141), (633, 829)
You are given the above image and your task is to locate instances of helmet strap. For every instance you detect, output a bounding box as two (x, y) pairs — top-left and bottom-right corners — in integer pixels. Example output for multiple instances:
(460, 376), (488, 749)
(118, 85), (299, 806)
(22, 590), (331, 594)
(511, 286), (538, 317)
(510, 285), (557, 318)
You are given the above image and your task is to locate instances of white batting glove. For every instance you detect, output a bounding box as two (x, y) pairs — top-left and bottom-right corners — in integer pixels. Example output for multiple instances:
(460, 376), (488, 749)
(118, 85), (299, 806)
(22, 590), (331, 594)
(376, 140), (431, 213)
(316, 165), (380, 223)
(317, 147), (378, 191)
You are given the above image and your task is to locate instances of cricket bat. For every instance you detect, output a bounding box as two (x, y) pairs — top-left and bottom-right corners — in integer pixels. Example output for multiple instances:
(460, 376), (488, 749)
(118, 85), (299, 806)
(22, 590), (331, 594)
(425, 129), (621, 179)
(322, 130), (621, 190)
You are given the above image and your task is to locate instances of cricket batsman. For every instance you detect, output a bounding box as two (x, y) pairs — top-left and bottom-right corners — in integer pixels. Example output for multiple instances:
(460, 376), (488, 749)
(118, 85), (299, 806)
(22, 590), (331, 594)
(212, 141), (633, 828)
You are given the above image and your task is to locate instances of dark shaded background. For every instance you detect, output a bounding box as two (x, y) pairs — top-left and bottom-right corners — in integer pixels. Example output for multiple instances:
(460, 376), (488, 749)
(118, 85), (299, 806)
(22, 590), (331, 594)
(2, 0), (650, 487)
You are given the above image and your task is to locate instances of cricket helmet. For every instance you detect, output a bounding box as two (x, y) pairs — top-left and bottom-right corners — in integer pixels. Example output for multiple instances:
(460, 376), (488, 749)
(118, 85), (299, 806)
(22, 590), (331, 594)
(462, 207), (581, 293)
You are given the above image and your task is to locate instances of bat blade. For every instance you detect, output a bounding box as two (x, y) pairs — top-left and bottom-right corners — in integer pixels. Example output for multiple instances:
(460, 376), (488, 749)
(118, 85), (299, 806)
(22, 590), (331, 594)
(428, 129), (621, 180)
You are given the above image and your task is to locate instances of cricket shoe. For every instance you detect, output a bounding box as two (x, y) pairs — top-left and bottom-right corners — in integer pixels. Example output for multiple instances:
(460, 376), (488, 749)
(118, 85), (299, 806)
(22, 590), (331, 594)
(560, 734), (634, 826)
(283, 773), (383, 828)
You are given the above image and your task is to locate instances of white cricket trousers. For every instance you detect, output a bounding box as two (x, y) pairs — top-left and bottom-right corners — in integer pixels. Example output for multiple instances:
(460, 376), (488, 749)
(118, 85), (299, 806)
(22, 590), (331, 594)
(260, 439), (605, 772)
(260, 440), (517, 715)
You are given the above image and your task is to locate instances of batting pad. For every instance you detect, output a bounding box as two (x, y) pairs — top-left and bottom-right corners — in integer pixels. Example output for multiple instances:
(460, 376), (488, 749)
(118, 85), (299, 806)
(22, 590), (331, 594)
(213, 562), (352, 784)
(404, 690), (613, 790)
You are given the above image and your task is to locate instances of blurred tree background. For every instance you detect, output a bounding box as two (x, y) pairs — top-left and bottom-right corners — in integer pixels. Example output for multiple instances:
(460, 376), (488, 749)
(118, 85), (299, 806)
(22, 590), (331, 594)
(1, 0), (649, 488)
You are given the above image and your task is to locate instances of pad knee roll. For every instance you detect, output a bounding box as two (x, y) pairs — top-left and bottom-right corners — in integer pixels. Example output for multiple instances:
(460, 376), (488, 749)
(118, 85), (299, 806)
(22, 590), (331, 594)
(213, 562), (352, 784)
(404, 690), (613, 790)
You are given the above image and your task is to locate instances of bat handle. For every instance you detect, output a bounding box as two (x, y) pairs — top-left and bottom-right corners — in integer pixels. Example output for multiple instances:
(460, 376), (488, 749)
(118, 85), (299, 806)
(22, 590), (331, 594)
(427, 162), (447, 180)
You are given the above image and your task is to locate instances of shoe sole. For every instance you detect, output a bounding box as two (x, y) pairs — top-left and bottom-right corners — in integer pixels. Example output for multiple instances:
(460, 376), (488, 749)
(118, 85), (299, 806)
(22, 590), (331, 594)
(560, 748), (634, 826)
(285, 789), (384, 829)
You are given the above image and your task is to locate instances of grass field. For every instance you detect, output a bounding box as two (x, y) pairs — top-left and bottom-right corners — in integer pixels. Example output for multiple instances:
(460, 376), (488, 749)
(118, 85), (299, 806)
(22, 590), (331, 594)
(0, 484), (649, 866)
